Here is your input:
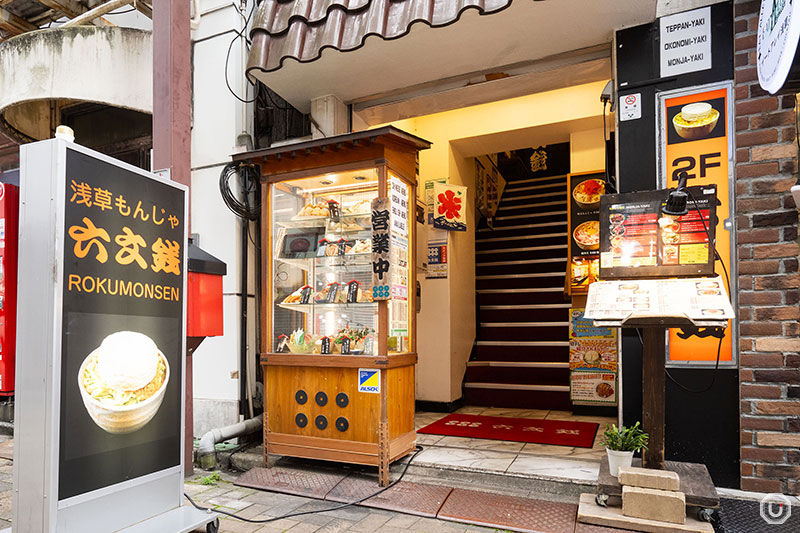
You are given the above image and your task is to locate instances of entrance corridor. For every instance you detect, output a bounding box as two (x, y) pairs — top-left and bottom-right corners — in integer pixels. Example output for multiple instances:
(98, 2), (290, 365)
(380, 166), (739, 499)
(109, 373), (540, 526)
(413, 406), (615, 483)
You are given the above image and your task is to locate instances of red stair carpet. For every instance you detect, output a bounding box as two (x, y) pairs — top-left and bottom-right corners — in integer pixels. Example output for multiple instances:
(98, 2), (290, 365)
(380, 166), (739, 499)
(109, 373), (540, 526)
(418, 413), (598, 448)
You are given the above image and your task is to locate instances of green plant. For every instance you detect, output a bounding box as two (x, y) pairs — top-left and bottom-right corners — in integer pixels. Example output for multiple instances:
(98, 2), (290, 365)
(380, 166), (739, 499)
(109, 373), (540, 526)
(599, 422), (649, 452)
(199, 471), (221, 486)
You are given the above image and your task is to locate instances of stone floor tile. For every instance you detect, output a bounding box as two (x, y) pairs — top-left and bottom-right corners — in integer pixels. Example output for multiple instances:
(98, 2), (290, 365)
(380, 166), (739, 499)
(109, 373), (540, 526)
(383, 513), (421, 529)
(347, 510), (393, 531)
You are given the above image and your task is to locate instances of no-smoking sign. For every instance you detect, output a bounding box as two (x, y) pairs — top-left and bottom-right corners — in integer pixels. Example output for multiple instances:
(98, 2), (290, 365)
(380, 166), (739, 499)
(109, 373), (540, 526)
(620, 92), (642, 121)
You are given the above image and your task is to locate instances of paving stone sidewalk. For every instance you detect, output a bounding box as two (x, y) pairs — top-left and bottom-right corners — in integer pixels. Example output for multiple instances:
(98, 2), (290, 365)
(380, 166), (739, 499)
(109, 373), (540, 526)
(185, 470), (503, 533)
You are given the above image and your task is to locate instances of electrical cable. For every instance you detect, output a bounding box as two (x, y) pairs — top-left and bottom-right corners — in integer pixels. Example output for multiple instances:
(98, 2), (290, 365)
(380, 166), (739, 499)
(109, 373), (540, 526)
(601, 100), (617, 194)
(220, 162), (260, 220)
(105, 7), (137, 15)
(224, 1), (258, 104)
(654, 186), (731, 393)
(184, 445), (424, 524)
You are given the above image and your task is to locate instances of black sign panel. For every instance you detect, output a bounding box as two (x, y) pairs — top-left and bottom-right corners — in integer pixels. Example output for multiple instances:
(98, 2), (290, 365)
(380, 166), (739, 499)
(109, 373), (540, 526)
(569, 172), (605, 261)
(59, 149), (185, 500)
(599, 185), (717, 280)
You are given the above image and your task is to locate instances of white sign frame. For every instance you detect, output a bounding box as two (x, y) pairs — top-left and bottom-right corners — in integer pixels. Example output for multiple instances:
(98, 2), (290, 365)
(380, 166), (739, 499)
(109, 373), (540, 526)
(12, 139), (215, 532)
(659, 6), (712, 77)
(655, 82), (739, 369)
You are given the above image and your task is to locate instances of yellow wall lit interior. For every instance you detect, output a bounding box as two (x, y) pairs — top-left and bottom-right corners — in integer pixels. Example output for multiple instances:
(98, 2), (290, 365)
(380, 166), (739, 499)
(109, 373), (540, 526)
(359, 80), (612, 403)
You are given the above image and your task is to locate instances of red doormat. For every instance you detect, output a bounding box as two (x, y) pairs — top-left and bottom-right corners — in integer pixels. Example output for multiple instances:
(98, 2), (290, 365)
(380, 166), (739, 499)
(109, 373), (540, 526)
(418, 414), (599, 448)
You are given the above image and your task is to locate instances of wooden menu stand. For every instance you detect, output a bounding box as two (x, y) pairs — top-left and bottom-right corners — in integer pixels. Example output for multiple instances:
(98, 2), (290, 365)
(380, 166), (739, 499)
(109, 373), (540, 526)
(592, 314), (723, 514)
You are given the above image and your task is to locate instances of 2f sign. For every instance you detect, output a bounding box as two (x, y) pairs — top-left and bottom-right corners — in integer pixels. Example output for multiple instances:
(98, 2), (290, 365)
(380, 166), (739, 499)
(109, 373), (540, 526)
(671, 152), (722, 182)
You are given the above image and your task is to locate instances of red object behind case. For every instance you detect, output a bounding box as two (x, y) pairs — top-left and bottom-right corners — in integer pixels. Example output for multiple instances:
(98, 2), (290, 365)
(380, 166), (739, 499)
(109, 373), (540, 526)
(187, 271), (223, 337)
(0, 184), (18, 395)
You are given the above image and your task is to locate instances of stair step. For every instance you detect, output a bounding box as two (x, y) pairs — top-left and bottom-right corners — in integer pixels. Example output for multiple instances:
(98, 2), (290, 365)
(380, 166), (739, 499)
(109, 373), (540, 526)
(464, 388), (572, 410)
(480, 303), (571, 309)
(477, 287), (563, 294)
(502, 191), (565, 203)
(471, 346), (569, 362)
(476, 244), (567, 255)
(477, 258), (565, 267)
(476, 232), (567, 243)
(479, 326), (568, 341)
(464, 382), (570, 391)
(491, 211), (568, 224)
(476, 272), (564, 280)
(475, 340), (569, 346)
(497, 200), (566, 212)
(478, 293), (568, 306)
(478, 221), (566, 233)
(467, 361), (569, 368)
(480, 321), (569, 327)
(506, 175), (568, 187)
(505, 183), (568, 194)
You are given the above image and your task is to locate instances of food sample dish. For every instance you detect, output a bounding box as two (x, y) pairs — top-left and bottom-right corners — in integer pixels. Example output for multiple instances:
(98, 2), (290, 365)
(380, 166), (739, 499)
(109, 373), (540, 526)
(572, 178), (605, 208)
(79, 331), (169, 434)
(662, 232), (680, 245)
(574, 220), (600, 250)
(609, 213), (626, 225)
(348, 239), (370, 254)
(342, 199), (371, 215)
(596, 382), (614, 398)
(673, 102), (720, 140)
(286, 329), (315, 353)
(297, 203), (330, 217)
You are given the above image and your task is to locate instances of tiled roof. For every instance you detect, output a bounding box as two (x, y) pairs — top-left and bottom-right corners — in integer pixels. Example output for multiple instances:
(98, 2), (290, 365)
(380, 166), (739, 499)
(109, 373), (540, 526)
(247, 0), (511, 76)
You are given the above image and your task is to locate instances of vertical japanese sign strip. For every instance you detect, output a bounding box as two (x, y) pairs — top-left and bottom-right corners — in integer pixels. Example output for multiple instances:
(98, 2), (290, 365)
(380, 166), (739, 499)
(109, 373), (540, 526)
(657, 82), (736, 366)
(371, 197), (391, 301)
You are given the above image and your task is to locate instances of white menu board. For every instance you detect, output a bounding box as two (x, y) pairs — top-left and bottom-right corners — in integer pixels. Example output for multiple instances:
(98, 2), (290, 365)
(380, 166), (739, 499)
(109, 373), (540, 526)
(584, 276), (734, 326)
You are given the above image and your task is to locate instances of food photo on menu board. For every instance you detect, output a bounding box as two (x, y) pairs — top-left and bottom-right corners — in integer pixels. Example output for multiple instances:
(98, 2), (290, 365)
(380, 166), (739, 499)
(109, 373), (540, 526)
(598, 186), (718, 279)
(568, 172), (605, 291)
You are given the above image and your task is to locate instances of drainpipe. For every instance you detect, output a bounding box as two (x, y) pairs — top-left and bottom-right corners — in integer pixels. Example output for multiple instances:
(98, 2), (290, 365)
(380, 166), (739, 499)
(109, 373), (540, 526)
(197, 416), (262, 470)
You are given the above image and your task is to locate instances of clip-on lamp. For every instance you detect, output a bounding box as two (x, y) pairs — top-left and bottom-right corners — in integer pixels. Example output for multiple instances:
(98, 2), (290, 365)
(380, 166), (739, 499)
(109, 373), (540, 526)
(662, 172), (689, 217)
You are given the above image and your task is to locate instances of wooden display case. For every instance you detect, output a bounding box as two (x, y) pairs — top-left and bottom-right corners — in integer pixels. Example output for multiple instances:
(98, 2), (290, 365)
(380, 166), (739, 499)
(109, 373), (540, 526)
(234, 127), (430, 485)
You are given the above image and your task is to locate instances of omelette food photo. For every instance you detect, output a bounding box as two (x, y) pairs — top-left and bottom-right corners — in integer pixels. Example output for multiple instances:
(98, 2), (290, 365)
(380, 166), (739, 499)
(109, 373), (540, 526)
(79, 331), (170, 434)
(672, 102), (720, 140)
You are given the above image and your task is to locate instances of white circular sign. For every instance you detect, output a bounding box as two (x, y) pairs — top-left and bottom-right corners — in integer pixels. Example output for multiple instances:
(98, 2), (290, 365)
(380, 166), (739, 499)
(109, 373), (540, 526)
(757, 0), (800, 94)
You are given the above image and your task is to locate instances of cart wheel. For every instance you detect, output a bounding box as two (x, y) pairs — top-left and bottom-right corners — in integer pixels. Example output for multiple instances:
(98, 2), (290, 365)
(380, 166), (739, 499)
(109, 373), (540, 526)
(595, 494), (609, 507)
(697, 508), (714, 522)
(206, 518), (219, 533)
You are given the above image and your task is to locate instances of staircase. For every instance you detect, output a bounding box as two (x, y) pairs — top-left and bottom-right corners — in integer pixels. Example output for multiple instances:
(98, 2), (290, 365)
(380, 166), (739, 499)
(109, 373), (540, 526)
(463, 174), (572, 410)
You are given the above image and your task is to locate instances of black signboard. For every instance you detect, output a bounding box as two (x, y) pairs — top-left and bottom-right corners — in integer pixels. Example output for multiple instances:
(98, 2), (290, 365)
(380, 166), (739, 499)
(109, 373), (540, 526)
(58, 149), (186, 500)
(599, 185), (717, 280)
(568, 172), (605, 292)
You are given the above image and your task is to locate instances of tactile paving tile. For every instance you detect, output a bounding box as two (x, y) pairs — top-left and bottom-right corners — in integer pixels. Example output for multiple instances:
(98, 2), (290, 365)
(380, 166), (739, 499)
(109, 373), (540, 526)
(325, 474), (452, 518)
(234, 466), (346, 499)
(437, 488), (577, 533)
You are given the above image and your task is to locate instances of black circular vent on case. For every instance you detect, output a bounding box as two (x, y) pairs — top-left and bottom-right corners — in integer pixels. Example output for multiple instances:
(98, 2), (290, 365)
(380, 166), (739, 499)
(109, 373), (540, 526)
(315, 391), (328, 406)
(315, 415), (328, 430)
(295, 390), (308, 405)
(335, 417), (349, 432)
(295, 413), (308, 428)
(335, 392), (349, 408)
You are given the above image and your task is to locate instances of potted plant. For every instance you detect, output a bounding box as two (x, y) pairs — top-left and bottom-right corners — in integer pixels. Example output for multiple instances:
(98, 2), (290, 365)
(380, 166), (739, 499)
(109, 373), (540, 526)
(600, 422), (649, 477)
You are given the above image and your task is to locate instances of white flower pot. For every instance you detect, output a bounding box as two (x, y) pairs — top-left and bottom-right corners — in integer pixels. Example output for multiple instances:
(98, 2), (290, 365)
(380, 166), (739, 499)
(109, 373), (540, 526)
(606, 448), (634, 477)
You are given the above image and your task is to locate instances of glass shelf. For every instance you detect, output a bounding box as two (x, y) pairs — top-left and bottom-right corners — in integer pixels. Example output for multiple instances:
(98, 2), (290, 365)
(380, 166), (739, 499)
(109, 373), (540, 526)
(278, 302), (377, 314)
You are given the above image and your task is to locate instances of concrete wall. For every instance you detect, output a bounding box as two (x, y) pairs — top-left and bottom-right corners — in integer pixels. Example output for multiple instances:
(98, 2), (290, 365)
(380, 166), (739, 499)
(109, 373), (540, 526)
(384, 80), (609, 402)
(190, 0), (257, 434)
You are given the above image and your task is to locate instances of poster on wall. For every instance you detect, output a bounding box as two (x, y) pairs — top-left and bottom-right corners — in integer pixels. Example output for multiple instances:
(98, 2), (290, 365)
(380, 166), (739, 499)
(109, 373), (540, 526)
(475, 159), (486, 216)
(433, 183), (467, 232)
(424, 177), (447, 225)
(426, 236), (448, 279)
(657, 82), (735, 366)
(569, 308), (617, 406)
(59, 148), (186, 501)
(567, 171), (605, 294)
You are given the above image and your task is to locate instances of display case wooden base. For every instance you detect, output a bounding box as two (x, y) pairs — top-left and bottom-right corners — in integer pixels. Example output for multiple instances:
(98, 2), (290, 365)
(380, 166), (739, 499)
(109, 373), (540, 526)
(262, 353), (416, 486)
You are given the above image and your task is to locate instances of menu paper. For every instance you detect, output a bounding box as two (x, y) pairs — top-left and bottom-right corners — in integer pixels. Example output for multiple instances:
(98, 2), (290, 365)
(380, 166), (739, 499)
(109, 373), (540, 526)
(599, 186), (717, 279)
(583, 276), (734, 326)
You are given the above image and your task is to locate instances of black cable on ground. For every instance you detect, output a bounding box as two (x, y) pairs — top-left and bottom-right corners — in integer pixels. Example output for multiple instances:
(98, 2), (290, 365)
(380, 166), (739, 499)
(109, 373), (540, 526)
(184, 445), (424, 524)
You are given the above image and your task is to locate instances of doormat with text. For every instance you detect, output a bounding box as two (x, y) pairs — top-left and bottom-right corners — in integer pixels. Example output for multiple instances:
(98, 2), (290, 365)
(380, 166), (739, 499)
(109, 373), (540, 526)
(418, 414), (598, 448)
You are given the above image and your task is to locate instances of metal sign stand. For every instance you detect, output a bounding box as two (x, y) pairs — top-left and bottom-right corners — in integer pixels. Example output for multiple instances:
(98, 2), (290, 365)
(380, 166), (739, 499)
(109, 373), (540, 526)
(8, 139), (217, 533)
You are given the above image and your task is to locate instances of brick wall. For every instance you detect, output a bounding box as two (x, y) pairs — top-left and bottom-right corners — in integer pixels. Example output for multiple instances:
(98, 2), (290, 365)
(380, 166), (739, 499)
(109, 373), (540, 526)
(735, 0), (800, 495)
